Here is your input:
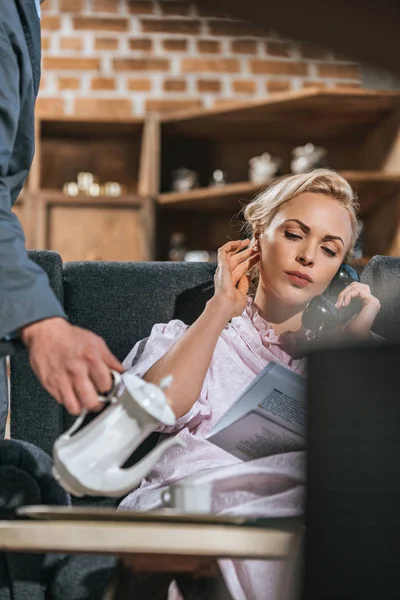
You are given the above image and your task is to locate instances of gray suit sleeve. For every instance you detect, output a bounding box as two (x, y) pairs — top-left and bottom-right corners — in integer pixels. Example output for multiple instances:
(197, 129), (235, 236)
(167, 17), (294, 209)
(0, 25), (66, 340)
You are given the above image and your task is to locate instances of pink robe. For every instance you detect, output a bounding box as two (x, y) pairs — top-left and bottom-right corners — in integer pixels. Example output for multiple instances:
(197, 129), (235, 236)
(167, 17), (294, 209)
(119, 298), (306, 600)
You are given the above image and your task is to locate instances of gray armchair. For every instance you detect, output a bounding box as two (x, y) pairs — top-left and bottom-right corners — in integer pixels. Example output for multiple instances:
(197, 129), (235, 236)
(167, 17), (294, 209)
(9, 252), (400, 505)
(10, 252), (216, 507)
(3, 251), (400, 600)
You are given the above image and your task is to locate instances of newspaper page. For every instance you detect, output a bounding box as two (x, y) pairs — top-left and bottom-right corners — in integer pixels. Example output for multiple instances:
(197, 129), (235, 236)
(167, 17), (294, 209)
(206, 362), (307, 461)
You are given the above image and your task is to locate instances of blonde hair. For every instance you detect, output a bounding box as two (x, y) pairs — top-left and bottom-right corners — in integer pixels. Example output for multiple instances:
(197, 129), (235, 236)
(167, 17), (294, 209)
(243, 168), (362, 292)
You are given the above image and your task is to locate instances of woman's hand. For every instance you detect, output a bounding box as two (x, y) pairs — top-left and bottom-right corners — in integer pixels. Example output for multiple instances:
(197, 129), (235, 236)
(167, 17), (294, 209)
(212, 239), (260, 319)
(335, 282), (381, 341)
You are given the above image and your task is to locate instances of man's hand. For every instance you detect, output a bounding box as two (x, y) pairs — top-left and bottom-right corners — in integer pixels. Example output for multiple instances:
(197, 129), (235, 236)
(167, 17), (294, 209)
(20, 317), (124, 415)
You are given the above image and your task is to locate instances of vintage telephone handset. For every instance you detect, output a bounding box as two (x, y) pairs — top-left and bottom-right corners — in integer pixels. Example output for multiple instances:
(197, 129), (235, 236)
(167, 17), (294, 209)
(281, 263), (362, 357)
(301, 263), (361, 340)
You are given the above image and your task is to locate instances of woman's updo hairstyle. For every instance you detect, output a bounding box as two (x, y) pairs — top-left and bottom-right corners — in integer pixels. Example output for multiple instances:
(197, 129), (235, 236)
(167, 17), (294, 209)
(243, 168), (362, 294)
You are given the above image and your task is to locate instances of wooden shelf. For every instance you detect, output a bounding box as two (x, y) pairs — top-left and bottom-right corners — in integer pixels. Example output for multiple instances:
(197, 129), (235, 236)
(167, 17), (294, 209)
(157, 172), (400, 215)
(38, 117), (146, 200)
(161, 88), (400, 140)
(38, 189), (145, 208)
(40, 116), (143, 136)
(158, 181), (265, 211)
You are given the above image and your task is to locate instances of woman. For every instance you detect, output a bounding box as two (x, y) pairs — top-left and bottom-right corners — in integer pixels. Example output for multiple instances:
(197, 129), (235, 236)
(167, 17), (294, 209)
(119, 169), (381, 600)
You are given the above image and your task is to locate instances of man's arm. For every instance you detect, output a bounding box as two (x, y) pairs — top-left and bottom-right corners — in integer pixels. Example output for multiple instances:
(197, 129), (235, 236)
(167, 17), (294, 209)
(0, 20), (124, 414)
(0, 23), (66, 340)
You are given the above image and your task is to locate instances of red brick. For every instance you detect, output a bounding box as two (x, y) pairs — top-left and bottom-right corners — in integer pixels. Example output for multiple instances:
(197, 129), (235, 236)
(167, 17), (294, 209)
(59, 0), (84, 10)
(35, 97), (65, 117)
(207, 20), (267, 37)
(114, 58), (170, 71)
(129, 38), (153, 51)
(182, 58), (240, 73)
(75, 98), (132, 118)
(73, 16), (129, 31)
(197, 40), (221, 53)
(232, 79), (256, 94)
(92, 0), (120, 12)
(162, 38), (188, 52)
(127, 78), (153, 91)
(231, 39), (258, 54)
(43, 57), (101, 70)
(91, 77), (116, 90)
(213, 99), (244, 108)
(39, 76), (47, 93)
(58, 77), (81, 90)
(300, 43), (330, 60)
(127, 1), (155, 14)
(95, 37), (120, 50)
(60, 36), (84, 51)
(266, 79), (291, 93)
(159, 1), (191, 15)
(163, 78), (187, 92)
(250, 60), (308, 76)
(40, 16), (61, 30)
(197, 79), (221, 92)
(265, 41), (292, 58)
(41, 36), (51, 51)
(317, 63), (361, 79)
(140, 18), (200, 34)
(41, 1), (54, 12)
(302, 81), (327, 89)
(145, 99), (202, 113)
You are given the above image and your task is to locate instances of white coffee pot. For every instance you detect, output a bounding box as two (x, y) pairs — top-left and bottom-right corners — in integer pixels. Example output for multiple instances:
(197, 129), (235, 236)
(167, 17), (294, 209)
(52, 371), (184, 498)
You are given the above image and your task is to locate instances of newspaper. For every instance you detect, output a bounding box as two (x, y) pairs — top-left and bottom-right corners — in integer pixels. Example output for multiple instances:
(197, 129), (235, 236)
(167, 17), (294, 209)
(206, 362), (307, 461)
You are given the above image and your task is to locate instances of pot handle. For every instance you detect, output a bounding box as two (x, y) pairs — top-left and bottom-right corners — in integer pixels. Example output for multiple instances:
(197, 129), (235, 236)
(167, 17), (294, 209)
(61, 369), (122, 439)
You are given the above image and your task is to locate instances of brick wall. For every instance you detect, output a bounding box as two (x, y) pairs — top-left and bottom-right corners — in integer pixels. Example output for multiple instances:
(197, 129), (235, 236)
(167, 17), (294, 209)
(38, 0), (363, 118)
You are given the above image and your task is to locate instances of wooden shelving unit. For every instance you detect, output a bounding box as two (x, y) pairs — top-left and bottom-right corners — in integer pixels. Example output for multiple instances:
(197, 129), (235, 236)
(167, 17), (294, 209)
(13, 88), (400, 264)
(156, 88), (400, 261)
(14, 116), (157, 262)
(158, 181), (265, 211)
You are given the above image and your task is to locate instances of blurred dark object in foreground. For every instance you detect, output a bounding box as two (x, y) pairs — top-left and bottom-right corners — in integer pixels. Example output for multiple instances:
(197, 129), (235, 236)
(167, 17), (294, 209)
(198, 0), (400, 75)
(305, 340), (400, 599)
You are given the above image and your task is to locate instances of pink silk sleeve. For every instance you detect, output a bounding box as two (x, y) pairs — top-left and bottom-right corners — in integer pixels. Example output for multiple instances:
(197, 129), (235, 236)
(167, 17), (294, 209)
(123, 320), (211, 433)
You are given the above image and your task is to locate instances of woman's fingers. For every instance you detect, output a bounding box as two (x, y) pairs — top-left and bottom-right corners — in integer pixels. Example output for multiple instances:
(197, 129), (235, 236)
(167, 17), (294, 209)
(215, 239), (258, 298)
(229, 244), (257, 271)
(335, 282), (377, 308)
(337, 283), (381, 339)
(237, 274), (250, 296)
(218, 239), (249, 264)
(233, 252), (260, 278)
(231, 252), (260, 286)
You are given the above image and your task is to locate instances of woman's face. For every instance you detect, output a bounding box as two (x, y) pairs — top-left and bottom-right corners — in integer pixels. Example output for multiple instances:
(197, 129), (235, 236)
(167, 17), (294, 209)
(257, 192), (353, 307)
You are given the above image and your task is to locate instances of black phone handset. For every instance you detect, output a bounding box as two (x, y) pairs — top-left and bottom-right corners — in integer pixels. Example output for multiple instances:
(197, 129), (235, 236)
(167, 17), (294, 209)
(301, 263), (362, 341)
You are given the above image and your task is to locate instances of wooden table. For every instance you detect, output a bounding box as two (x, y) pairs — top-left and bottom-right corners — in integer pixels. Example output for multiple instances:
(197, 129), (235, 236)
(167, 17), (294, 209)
(0, 516), (303, 599)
